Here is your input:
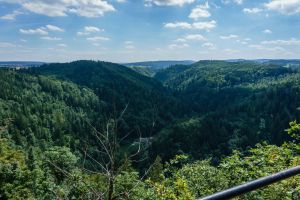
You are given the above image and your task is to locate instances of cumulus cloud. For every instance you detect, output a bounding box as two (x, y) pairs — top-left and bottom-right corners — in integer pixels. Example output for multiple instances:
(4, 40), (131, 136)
(77, 26), (103, 36)
(41, 36), (62, 41)
(220, 34), (238, 40)
(243, 8), (263, 14)
(165, 20), (216, 31)
(265, 0), (300, 15)
(202, 42), (216, 50)
(189, 2), (210, 20)
(221, 0), (243, 5)
(176, 34), (206, 43)
(168, 43), (189, 49)
(19, 24), (65, 35)
(164, 22), (192, 29)
(84, 26), (103, 33)
(124, 41), (133, 44)
(263, 29), (272, 34)
(145, 0), (195, 7)
(20, 28), (48, 35)
(87, 36), (110, 41)
(233, 0), (243, 4)
(193, 21), (216, 30)
(46, 25), (64, 32)
(123, 41), (135, 49)
(58, 43), (67, 47)
(185, 34), (206, 41)
(0, 10), (22, 20)
(3, 0), (115, 17)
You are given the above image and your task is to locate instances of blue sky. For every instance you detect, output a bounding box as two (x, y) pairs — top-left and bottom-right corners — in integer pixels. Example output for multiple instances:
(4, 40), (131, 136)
(0, 0), (299, 62)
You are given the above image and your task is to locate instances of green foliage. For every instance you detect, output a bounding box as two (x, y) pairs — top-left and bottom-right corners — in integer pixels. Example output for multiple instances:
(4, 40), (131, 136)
(154, 142), (300, 200)
(176, 160), (229, 198)
(148, 156), (164, 182)
(44, 146), (78, 182)
(29, 61), (184, 138)
(286, 121), (300, 140)
(129, 66), (156, 77)
(153, 61), (300, 161)
(1, 60), (300, 199)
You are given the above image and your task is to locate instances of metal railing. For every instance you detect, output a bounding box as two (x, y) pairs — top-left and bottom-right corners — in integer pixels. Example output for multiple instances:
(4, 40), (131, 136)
(198, 165), (300, 200)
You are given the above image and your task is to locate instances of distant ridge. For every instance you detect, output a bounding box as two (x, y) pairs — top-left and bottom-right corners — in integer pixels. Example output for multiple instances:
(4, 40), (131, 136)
(123, 60), (195, 70)
(0, 61), (45, 67)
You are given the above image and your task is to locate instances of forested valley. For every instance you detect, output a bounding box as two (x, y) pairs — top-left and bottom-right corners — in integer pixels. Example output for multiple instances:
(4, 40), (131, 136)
(0, 60), (300, 199)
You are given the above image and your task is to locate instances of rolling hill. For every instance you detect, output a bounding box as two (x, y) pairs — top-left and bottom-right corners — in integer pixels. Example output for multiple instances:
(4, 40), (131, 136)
(27, 60), (185, 138)
(152, 60), (300, 160)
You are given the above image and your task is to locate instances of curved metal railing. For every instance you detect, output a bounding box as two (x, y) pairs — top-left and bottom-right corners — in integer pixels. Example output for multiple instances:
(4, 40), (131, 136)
(198, 165), (300, 200)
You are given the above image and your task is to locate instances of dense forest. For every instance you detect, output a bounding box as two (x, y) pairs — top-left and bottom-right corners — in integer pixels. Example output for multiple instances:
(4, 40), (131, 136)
(0, 60), (300, 199)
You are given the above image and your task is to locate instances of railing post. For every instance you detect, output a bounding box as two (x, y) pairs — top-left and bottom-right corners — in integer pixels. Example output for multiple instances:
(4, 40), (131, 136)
(198, 165), (300, 200)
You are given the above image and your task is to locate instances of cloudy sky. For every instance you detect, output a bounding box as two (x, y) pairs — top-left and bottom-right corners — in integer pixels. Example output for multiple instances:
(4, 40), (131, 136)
(0, 0), (299, 62)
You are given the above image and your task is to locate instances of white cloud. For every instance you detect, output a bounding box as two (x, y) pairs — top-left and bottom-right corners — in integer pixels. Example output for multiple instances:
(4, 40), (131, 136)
(87, 36), (110, 41)
(46, 25), (64, 32)
(175, 34), (206, 47)
(58, 43), (67, 47)
(124, 41), (135, 49)
(220, 34), (239, 40)
(168, 43), (189, 49)
(77, 32), (89, 36)
(261, 38), (300, 45)
(164, 22), (192, 29)
(0, 10), (22, 20)
(145, 0), (195, 7)
(165, 20), (216, 31)
(185, 34), (206, 41)
(263, 29), (272, 34)
(222, 0), (243, 5)
(4, 0), (115, 18)
(19, 24), (64, 36)
(243, 8), (263, 14)
(176, 34), (206, 43)
(202, 42), (216, 50)
(84, 26), (103, 33)
(189, 2), (210, 20)
(41, 36), (62, 41)
(234, 0), (243, 4)
(20, 28), (48, 35)
(124, 41), (133, 44)
(193, 21), (216, 31)
(265, 0), (300, 15)
(78, 26), (104, 36)
(176, 38), (187, 42)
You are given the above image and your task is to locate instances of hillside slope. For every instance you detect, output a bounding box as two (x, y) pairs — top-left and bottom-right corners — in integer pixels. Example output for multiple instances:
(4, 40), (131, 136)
(152, 61), (300, 160)
(28, 60), (185, 138)
(0, 68), (102, 150)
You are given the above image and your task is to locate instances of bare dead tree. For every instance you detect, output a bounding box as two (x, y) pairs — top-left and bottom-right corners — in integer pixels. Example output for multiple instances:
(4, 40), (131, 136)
(81, 104), (151, 200)
(46, 104), (156, 200)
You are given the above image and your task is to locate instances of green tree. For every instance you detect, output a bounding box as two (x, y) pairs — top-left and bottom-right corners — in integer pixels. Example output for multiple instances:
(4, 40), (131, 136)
(148, 156), (164, 182)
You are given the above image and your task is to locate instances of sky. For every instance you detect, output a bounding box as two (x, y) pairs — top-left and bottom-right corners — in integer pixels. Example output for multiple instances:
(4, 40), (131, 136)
(0, 0), (299, 63)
